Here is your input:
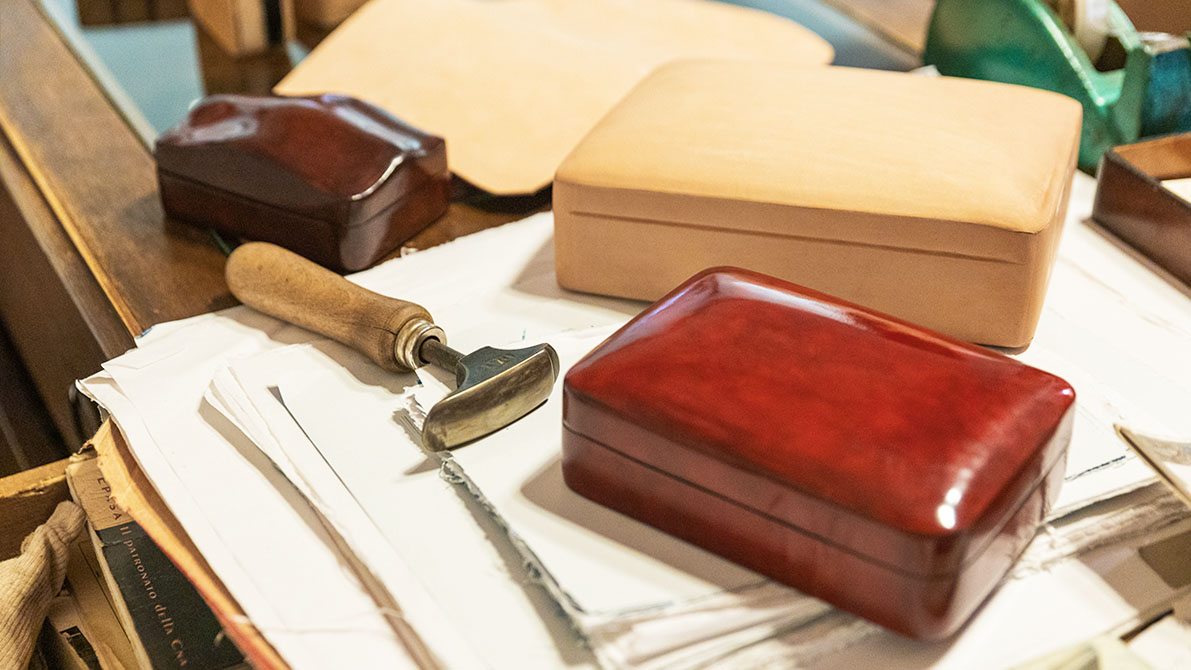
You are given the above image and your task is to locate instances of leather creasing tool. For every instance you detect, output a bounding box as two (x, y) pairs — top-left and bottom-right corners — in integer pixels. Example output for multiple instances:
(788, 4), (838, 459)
(225, 242), (560, 451)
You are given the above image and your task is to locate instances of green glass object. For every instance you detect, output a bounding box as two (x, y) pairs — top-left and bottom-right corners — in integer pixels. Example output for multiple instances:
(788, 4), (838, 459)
(924, 0), (1190, 172)
(1140, 35), (1191, 138)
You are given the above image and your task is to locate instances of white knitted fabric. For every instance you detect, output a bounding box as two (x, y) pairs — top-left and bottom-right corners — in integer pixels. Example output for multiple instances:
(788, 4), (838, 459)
(0, 502), (85, 670)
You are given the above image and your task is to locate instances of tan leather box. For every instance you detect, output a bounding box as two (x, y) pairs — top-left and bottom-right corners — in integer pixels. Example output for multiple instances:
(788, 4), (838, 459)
(553, 62), (1083, 348)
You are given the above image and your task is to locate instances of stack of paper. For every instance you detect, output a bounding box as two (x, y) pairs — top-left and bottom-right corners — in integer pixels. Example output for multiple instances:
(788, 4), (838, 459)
(81, 173), (1191, 670)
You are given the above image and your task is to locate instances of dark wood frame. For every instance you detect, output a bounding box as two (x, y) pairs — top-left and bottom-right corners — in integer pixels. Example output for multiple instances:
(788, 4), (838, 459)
(0, 0), (232, 448)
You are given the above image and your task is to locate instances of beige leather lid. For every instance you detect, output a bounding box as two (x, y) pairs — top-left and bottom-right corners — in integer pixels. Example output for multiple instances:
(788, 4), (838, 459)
(276, 0), (833, 195)
(556, 62), (1083, 262)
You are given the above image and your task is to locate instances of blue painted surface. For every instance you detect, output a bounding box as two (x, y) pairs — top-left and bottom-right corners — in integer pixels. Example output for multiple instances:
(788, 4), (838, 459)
(83, 22), (205, 137)
(720, 0), (919, 70)
(39, 0), (205, 139)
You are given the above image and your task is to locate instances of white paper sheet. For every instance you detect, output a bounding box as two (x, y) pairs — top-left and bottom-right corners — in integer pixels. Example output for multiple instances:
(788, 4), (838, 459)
(277, 329), (771, 611)
(269, 174), (1191, 668)
(82, 213), (632, 670)
(80, 170), (1191, 670)
(784, 536), (1191, 670)
(277, 174), (1191, 610)
(81, 313), (428, 670)
(1163, 178), (1191, 203)
(205, 344), (479, 670)
(274, 328), (1190, 670)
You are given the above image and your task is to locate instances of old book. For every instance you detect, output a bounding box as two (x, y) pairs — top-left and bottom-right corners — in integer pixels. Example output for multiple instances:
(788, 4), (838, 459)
(85, 423), (289, 670)
(187, 0), (296, 57)
(64, 531), (142, 670)
(40, 594), (100, 670)
(26, 644), (48, 670)
(65, 453), (245, 670)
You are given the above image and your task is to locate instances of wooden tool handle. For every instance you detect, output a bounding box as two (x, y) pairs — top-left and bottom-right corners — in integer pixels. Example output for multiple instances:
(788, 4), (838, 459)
(225, 242), (435, 372)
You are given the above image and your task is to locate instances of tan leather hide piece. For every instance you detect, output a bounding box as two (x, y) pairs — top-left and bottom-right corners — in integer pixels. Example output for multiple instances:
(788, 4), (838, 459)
(554, 62), (1083, 349)
(275, 0), (833, 195)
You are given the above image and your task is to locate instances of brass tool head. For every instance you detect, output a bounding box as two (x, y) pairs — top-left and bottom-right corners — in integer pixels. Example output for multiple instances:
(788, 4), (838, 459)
(222, 242), (560, 448)
(418, 339), (561, 451)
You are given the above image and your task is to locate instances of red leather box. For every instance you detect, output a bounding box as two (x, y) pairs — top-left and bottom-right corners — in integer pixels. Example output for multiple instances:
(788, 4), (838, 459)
(156, 94), (450, 273)
(561, 268), (1075, 640)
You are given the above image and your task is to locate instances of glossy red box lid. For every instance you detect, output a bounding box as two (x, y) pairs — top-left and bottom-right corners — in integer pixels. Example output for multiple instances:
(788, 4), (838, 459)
(156, 94), (447, 225)
(563, 268), (1075, 578)
(155, 94), (450, 271)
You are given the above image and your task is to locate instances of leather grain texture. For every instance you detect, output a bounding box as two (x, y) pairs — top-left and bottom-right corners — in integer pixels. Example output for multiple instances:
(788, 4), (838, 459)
(1092, 133), (1191, 286)
(561, 268), (1075, 639)
(554, 62), (1083, 348)
(275, 0), (833, 195)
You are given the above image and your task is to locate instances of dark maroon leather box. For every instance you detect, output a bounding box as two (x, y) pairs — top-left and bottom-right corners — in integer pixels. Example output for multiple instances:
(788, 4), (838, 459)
(1093, 133), (1191, 286)
(561, 268), (1075, 640)
(156, 94), (450, 272)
